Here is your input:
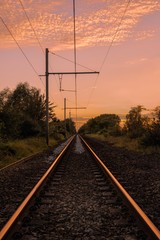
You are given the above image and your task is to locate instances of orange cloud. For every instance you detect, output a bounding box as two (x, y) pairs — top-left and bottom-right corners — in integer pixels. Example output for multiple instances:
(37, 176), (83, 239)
(0, 0), (160, 49)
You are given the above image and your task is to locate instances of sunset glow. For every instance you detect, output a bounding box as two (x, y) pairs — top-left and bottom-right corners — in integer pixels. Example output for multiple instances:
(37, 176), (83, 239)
(0, 0), (160, 128)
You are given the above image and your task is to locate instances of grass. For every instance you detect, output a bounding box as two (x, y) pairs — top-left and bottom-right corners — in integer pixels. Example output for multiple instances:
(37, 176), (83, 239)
(86, 133), (160, 154)
(0, 137), (61, 169)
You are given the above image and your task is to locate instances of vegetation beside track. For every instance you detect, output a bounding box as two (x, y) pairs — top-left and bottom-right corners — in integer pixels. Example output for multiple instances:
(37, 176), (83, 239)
(0, 82), (76, 169)
(79, 106), (160, 153)
(85, 133), (160, 153)
(0, 137), (62, 169)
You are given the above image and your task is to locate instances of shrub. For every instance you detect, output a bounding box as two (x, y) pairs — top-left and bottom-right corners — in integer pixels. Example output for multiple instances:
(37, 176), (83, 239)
(141, 123), (160, 146)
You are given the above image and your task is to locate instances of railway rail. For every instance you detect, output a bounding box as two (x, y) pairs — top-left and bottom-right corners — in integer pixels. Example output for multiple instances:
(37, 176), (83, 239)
(0, 135), (159, 239)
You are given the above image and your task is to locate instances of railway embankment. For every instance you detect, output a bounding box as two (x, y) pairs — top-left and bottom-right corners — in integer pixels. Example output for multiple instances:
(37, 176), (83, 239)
(0, 135), (159, 239)
(83, 136), (160, 229)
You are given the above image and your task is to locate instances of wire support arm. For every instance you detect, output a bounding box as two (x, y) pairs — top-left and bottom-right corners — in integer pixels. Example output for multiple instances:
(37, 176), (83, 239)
(39, 72), (99, 77)
(63, 107), (86, 110)
(48, 71), (99, 75)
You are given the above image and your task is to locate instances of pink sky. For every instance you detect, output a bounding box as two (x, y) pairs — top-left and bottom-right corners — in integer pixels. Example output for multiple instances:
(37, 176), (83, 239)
(0, 0), (160, 128)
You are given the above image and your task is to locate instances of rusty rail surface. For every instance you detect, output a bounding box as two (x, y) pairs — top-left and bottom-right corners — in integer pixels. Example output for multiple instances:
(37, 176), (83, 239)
(0, 135), (75, 240)
(80, 135), (160, 240)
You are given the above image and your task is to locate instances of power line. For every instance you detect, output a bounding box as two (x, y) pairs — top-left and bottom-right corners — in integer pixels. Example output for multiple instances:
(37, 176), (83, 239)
(19, 0), (67, 109)
(50, 51), (99, 106)
(18, 0), (65, 106)
(47, 51), (67, 107)
(0, 16), (45, 87)
(50, 51), (96, 72)
(18, 0), (44, 54)
(1, 8), (67, 117)
(86, 0), (132, 108)
(99, 0), (132, 72)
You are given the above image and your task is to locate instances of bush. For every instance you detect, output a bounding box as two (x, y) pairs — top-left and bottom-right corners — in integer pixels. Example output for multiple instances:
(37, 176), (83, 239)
(141, 123), (160, 146)
(79, 114), (121, 135)
(0, 143), (16, 156)
(20, 119), (41, 138)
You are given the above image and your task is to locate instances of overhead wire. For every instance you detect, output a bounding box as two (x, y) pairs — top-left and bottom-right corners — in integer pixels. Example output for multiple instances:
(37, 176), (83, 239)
(2, 0), (131, 122)
(49, 50), (99, 96)
(50, 51), (96, 72)
(86, 0), (132, 108)
(99, 0), (132, 72)
(18, 0), (44, 54)
(0, 16), (45, 87)
(18, 0), (64, 111)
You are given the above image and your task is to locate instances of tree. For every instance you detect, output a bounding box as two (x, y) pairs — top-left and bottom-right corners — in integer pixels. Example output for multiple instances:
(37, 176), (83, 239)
(65, 118), (76, 135)
(124, 105), (148, 138)
(152, 106), (160, 123)
(141, 106), (160, 146)
(79, 114), (121, 136)
(50, 118), (76, 139)
(0, 83), (56, 139)
(0, 88), (11, 111)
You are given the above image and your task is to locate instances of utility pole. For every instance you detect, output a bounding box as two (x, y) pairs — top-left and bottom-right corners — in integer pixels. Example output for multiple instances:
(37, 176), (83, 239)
(73, 0), (77, 125)
(64, 98), (67, 138)
(40, 48), (99, 145)
(46, 48), (49, 146)
(64, 98), (66, 121)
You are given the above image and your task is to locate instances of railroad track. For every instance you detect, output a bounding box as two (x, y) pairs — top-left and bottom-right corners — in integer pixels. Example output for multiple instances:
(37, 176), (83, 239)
(0, 135), (159, 239)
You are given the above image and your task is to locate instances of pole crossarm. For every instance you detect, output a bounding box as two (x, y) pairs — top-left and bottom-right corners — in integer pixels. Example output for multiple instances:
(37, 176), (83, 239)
(48, 71), (99, 75)
(62, 107), (86, 110)
(40, 72), (99, 77)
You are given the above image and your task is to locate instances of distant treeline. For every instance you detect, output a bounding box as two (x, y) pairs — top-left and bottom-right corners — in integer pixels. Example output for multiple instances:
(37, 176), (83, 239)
(0, 82), (76, 141)
(79, 105), (160, 146)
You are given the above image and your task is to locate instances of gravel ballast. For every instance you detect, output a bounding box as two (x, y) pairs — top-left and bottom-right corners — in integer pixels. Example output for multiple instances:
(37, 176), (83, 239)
(83, 136), (160, 229)
(0, 135), (159, 239)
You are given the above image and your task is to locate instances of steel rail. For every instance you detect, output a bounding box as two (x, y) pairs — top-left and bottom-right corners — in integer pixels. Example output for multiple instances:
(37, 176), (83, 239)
(80, 135), (160, 240)
(0, 135), (75, 240)
(0, 138), (73, 171)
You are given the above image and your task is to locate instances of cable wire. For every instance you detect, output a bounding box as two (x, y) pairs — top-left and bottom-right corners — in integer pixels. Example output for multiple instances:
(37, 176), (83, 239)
(18, 0), (64, 106)
(18, 0), (44, 54)
(0, 16), (45, 87)
(50, 51), (96, 72)
(86, 0), (132, 108)
(99, 0), (132, 72)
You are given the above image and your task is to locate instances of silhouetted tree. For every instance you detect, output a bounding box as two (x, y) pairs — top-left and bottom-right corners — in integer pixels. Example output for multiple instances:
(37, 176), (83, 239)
(79, 114), (121, 136)
(123, 105), (148, 138)
(0, 83), (56, 139)
(50, 118), (76, 139)
(141, 106), (160, 146)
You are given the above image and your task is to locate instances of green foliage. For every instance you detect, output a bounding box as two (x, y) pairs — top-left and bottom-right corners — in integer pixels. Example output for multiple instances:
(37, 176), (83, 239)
(141, 107), (160, 146)
(0, 143), (16, 157)
(79, 105), (160, 149)
(65, 118), (76, 135)
(50, 118), (76, 139)
(0, 82), (55, 139)
(87, 133), (141, 151)
(79, 114), (121, 136)
(153, 106), (160, 123)
(123, 105), (160, 147)
(141, 123), (160, 146)
(123, 105), (148, 138)
(0, 137), (58, 169)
